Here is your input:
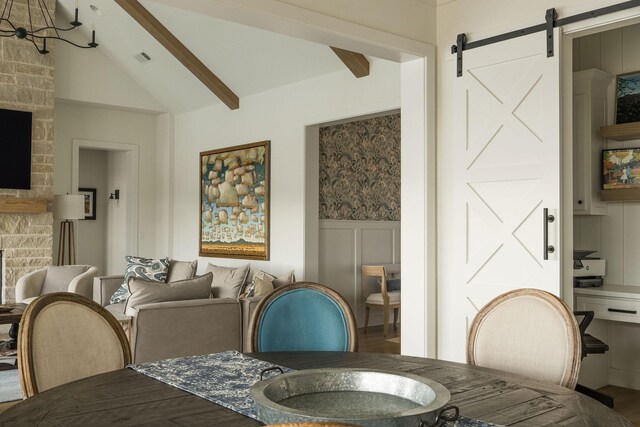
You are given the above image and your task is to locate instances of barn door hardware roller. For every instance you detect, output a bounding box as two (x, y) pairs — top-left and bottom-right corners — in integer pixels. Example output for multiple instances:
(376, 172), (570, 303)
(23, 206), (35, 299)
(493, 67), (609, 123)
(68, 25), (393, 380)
(451, 0), (640, 77)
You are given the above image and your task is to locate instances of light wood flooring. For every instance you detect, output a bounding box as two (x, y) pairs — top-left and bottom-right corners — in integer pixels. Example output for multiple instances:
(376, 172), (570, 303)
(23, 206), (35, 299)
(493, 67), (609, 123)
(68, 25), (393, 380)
(357, 324), (400, 354)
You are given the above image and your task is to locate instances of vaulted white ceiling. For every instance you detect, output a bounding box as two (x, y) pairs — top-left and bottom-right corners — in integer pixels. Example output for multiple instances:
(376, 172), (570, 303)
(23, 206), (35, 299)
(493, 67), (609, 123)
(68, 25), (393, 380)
(56, 0), (348, 113)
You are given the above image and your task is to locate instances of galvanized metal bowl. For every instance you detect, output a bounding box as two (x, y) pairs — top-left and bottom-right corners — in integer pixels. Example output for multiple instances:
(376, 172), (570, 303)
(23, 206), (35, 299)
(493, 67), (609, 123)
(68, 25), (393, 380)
(250, 368), (455, 426)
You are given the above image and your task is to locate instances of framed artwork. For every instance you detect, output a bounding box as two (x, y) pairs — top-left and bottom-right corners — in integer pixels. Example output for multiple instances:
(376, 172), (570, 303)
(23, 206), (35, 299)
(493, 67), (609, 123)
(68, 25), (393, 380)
(602, 148), (640, 189)
(199, 141), (270, 260)
(615, 71), (640, 124)
(78, 188), (96, 220)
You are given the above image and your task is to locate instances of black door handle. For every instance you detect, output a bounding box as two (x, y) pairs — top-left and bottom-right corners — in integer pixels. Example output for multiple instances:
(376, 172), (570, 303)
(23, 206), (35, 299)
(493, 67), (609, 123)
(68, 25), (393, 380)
(543, 208), (555, 260)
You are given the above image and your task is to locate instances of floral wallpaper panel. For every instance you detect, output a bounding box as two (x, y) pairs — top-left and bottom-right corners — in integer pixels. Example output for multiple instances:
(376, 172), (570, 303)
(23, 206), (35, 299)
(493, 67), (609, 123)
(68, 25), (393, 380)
(319, 113), (400, 221)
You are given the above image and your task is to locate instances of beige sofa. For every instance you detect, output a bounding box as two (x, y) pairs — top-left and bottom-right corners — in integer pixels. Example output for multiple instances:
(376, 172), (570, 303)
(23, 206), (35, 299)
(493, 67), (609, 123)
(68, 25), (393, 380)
(93, 275), (263, 363)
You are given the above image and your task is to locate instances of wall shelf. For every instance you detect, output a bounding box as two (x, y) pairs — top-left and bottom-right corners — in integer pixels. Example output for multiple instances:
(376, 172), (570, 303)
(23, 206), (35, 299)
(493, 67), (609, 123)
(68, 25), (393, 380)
(0, 197), (48, 214)
(600, 188), (640, 202)
(600, 122), (640, 141)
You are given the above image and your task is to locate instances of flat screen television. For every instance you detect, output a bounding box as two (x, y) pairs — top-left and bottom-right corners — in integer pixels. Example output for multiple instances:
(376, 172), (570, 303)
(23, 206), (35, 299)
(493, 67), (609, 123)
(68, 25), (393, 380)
(0, 108), (32, 190)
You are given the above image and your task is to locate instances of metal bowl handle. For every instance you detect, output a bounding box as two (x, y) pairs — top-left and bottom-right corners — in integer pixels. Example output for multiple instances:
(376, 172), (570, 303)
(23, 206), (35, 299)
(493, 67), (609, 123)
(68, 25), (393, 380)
(260, 366), (284, 381)
(419, 405), (459, 426)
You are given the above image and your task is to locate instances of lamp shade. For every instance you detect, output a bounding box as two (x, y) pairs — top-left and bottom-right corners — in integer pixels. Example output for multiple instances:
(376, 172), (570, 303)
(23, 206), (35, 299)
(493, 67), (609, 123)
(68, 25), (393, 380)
(53, 194), (85, 220)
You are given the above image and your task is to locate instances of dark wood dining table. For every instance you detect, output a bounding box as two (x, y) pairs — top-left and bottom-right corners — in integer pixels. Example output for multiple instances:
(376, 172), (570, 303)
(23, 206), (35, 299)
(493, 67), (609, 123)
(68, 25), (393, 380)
(0, 352), (631, 426)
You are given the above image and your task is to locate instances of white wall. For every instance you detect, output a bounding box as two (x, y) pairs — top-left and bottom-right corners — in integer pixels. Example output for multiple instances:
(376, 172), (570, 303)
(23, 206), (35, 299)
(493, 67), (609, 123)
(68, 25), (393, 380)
(77, 149), (107, 274)
(573, 25), (640, 389)
(54, 103), (159, 273)
(170, 60), (400, 277)
(318, 220), (400, 326)
(277, 0), (436, 45)
(54, 29), (166, 113)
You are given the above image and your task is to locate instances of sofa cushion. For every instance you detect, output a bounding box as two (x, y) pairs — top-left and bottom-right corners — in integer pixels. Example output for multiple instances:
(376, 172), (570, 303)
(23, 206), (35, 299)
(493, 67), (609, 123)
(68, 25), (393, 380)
(110, 256), (170, 305)
(272, 270), (296, 288)
(105, 302), (127, 319)
(125, 273), (213, 316)
(125, 256), (170, 283)
(241, 270), (296, 299)
(167, 259), (198, 282)
(253, 270), (276, 297)
(205, 263), (250, 299)
(41, 265), (88, 294)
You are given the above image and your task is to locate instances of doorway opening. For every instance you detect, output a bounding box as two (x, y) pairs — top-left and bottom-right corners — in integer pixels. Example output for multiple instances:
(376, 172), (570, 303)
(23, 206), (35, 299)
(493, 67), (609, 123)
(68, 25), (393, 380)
(306, 110), (401, 353)
(69, 139), (139, 275)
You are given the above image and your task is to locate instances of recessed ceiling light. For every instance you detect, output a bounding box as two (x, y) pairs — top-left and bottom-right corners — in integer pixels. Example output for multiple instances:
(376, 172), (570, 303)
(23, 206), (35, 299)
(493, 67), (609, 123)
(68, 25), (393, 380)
(90, 5), (103, 16)
(134, 51), (152, 64)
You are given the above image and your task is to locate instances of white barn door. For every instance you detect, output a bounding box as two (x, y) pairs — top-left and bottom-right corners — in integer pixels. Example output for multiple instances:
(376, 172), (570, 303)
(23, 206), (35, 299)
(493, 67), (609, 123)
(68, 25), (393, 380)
(443, 30), (562, 361)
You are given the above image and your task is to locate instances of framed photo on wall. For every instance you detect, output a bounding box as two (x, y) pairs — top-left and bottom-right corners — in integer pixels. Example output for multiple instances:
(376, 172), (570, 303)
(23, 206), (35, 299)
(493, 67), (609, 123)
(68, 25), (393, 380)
(78, 188), (96, 220)
(615, 71), (640, 124)
(602, 148), (640, 189)
(199, 141), (270, 260)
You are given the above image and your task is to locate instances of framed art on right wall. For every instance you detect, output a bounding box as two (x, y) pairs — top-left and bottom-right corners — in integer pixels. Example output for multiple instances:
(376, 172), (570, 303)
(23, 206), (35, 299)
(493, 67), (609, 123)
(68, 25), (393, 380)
(602, 148), (640, 189)
(615, 71), (640, 124)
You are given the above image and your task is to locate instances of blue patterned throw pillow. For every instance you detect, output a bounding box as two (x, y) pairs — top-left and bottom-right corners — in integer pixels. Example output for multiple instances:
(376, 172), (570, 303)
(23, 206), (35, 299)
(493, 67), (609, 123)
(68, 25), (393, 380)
(110, 256), (170, 304)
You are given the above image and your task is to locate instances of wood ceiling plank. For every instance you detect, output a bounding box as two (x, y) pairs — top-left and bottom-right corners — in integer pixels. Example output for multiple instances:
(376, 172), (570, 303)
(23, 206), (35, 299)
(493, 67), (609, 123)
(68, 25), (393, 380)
(114, 0), (239, 110)
(330, 47), (370, 78)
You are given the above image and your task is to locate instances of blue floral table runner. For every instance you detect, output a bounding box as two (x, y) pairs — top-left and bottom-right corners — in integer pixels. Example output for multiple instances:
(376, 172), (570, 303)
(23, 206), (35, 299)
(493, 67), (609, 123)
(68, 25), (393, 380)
(129, 350), (501, 426)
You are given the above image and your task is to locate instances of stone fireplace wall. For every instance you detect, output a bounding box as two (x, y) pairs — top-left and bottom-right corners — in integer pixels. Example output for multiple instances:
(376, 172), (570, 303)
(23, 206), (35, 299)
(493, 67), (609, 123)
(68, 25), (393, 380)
(0, 0), (55, 302)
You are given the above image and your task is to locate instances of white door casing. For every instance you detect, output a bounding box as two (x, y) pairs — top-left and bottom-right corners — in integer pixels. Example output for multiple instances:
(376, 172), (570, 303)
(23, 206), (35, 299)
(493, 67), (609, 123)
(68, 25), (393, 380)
(444, 30), (562, 361)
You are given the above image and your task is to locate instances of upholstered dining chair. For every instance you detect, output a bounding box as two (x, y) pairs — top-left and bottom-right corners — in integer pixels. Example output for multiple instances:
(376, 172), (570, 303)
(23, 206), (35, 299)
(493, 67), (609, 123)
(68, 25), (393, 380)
(15, 265), (98, 304)
(248, 282), (358, 352)
(467, 288), (582, 389)
(18, 292), (131, 398)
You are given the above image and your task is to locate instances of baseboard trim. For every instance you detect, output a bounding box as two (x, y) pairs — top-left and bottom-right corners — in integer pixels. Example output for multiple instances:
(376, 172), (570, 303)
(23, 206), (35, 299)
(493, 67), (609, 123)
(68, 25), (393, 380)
(609, 367), (640, 390)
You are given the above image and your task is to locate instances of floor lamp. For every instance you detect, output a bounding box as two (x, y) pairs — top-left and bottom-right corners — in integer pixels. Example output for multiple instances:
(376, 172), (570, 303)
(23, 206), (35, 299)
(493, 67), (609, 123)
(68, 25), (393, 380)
(53, 194), (85, 266)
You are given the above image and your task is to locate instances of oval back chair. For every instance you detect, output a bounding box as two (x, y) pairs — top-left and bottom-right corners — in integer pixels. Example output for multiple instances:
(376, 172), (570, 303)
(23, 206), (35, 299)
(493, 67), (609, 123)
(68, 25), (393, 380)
(18, 292), (132, 398)
(248, 282), (357, 352)
(467, 288), (581, 389)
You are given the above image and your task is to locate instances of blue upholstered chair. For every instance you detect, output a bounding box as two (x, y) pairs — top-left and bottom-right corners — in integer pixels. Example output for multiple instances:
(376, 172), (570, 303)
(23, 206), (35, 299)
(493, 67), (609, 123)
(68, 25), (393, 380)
(248, 282), (358, 352)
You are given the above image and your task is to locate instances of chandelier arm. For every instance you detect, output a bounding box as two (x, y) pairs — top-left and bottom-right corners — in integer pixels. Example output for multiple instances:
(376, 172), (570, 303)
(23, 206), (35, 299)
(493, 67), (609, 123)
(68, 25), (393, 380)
(25, 35), (42, 52)
(26, 0), (34, 36)
(6, 0), (13, 20)
(30, 25), (79, 34)
(1, 0), (11, 21)
(37, 0), (59, 38)
(33, 34), (97, 49)
(0, 17), (15, 30)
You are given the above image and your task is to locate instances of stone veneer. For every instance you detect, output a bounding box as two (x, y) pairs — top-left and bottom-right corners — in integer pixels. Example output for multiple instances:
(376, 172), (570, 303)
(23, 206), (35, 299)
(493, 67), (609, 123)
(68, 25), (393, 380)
(0, 0), (55, 302)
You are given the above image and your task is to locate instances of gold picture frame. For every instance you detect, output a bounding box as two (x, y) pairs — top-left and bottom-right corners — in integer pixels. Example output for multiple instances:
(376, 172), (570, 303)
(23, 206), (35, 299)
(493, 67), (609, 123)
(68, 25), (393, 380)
(199, 141), (270, 260)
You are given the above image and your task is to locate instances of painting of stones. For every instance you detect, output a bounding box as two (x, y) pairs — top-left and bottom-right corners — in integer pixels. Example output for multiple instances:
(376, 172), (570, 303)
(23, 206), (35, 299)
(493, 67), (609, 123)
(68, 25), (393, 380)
(200, 141), (269, 260)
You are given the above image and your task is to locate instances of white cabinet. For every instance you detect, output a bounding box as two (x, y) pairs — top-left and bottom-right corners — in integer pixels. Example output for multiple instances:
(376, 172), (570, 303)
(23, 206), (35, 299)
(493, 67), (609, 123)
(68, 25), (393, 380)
(575, 285), (640, 325)
(573, 69), (613, 215)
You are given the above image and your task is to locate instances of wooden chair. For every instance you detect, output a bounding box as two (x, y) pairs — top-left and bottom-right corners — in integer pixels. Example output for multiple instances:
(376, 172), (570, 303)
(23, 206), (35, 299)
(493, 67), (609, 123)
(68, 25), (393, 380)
(361, 265), (400, 337)
(467, 288), (581, 389)
(248, 282), (357, 352)
(18, 292), (132, 398)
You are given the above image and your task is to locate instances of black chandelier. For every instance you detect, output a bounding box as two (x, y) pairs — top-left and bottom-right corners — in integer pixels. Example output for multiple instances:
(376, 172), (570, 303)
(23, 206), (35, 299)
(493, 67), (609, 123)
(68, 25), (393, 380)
(0, 0), (97, 54)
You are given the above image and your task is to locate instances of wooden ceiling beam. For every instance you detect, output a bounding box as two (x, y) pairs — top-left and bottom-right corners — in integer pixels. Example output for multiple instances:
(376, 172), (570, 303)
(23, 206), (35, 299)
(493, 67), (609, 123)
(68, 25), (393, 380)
(330, 47), (369, 78)
(114, 0), (239, 110)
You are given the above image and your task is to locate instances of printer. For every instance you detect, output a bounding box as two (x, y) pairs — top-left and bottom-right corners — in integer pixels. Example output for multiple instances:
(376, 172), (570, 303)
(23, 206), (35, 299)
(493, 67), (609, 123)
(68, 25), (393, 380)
(573, 250), (605, 288)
